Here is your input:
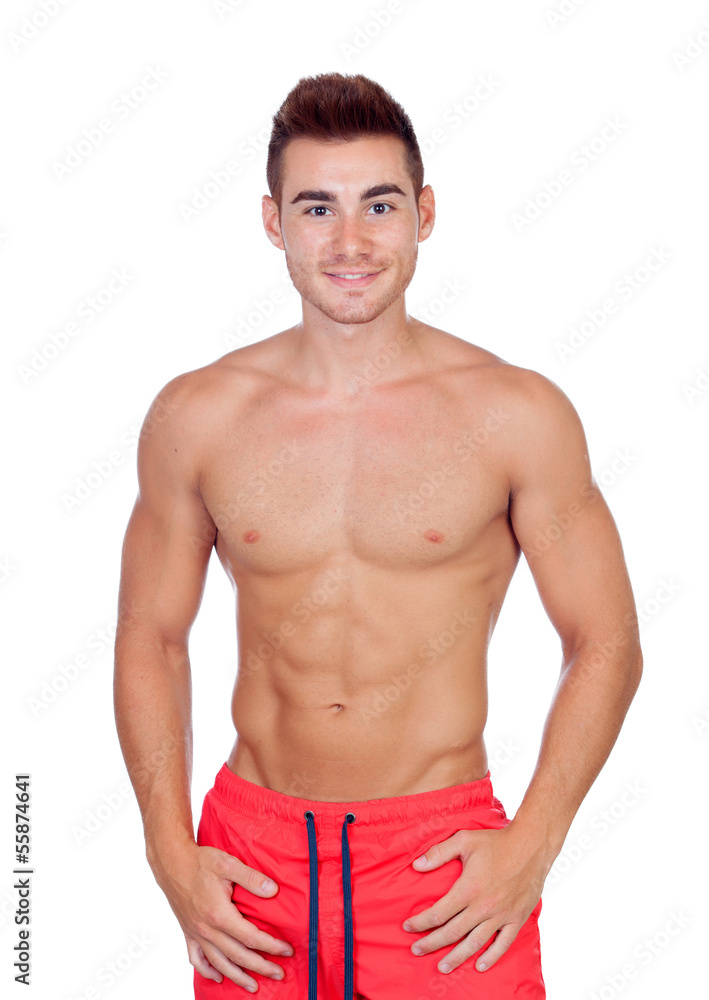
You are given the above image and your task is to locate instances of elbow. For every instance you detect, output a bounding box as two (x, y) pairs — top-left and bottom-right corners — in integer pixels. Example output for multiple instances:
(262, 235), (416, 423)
(623, 646), (643, 701)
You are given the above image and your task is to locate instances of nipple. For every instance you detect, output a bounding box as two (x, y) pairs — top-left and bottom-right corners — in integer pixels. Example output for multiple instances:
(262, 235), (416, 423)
(243, 529), (261, 543)
(423, 529), (445, 543)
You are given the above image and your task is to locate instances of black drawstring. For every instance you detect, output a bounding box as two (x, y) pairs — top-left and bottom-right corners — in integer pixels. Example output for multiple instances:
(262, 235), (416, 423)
(304, 809), (357, 999)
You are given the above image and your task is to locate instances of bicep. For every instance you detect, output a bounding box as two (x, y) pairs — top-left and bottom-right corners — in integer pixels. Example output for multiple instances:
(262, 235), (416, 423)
(506, 373), (640, 657)
(117, 380), (217, 647)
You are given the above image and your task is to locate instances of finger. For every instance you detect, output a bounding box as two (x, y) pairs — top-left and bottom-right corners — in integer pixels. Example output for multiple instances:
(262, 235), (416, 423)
(199, 938), (260, 993)
(409, 908), (488, 957)
(471, 922), (520, 972)
(209, 847), (282, 899)
(218, 904), (294, 958)
(205, 923), (289, 982)
(403, 881), (469, 932)
(187, 940), (223, 983)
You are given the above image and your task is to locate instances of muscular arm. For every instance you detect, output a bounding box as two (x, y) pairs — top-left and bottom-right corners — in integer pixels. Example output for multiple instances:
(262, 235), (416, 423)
(113, 374), (216, 862)
(113, 374), (293, 989)
(504, 369), (643, 861)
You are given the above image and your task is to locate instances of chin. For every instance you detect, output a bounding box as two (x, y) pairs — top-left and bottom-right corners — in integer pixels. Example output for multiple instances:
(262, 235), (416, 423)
(320, 301), (391, 325)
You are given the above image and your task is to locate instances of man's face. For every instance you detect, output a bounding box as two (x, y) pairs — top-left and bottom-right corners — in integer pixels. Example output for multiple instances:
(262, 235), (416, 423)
(263, 136), (434, 326)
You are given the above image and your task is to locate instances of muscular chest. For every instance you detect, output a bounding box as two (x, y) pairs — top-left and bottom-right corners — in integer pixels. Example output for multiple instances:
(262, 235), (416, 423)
(201, 388), (511, 576)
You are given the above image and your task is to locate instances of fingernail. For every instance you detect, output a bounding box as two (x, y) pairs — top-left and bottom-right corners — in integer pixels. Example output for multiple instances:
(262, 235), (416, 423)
(261, 879), (276, 892)
(403, 922), (412, 932)
(414, 855), (427, 866)
(439, 963), (451, 974)
(477, 961), (487, 971)
(412, 945), (423, 956)
(280, 946), (293, 956)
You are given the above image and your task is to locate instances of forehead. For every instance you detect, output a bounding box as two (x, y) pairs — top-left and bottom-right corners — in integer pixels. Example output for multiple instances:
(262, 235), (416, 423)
(281, 136), (411, 194)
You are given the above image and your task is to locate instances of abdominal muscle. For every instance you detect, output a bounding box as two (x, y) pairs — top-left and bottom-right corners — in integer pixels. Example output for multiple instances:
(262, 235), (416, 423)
(225, 564), (496, 802)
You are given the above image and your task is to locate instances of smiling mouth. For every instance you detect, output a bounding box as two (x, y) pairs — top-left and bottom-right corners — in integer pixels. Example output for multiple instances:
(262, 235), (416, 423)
(324, 270), (382, 286)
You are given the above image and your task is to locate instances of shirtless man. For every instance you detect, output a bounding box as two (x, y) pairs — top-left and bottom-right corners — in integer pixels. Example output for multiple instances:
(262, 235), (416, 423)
(113, 72), (643, 999)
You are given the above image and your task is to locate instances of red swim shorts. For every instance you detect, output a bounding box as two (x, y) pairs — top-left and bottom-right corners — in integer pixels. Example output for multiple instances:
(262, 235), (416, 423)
(194, 763), (545, 999)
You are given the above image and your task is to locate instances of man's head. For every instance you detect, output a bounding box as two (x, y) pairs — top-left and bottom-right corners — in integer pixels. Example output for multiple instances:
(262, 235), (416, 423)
(262, 73), (435, 327)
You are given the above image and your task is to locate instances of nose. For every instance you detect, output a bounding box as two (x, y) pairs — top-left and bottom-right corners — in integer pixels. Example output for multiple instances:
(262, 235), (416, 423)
(329, 212), (372, 259)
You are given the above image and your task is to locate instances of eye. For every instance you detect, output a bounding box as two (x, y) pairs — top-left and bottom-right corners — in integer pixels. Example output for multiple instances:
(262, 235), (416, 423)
(304, 203), (394, 217)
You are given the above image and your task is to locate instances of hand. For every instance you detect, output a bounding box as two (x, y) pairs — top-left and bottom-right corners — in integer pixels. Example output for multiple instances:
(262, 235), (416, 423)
(150, 841), (294, 993)
(402, 824), (548, 976)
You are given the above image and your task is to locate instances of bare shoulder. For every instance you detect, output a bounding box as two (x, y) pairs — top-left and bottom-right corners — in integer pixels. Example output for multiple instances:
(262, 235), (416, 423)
(491, 362), (581, 424)
(426, 324), (580, 420)
(484, 362), (592, 498)
(136, 343), (277, 496)
(143, 338), (280, 430)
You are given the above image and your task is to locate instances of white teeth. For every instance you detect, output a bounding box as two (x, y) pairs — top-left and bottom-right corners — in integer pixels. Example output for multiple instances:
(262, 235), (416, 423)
(332, 273), (371, 279)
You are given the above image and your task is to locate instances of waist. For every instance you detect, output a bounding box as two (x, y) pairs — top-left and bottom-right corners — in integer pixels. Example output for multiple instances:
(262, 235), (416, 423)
(213, 759), (496, 831)
(229, 642), (490, 799)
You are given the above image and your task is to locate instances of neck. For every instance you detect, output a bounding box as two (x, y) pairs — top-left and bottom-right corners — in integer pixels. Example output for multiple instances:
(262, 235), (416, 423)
(288, 297), (427, 396)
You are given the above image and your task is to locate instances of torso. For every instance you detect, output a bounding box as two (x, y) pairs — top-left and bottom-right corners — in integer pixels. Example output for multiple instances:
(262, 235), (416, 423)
(194, 323), (524, 801)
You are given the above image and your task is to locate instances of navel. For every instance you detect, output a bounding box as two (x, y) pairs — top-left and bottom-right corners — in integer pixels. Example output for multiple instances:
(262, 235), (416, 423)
(243, 529), (261, 543)
(423, 528), (445, 543)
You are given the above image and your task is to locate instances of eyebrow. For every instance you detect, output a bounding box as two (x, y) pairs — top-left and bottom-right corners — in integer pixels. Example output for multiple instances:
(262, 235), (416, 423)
(289, 183), (408, 205)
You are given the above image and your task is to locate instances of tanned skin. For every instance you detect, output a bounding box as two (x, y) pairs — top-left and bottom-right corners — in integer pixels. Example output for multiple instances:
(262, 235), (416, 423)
(114, 135), (642, 994)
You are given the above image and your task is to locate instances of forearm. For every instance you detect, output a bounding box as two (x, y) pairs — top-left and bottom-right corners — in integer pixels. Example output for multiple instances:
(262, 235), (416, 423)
(113, 631), (195, 870)
(509, 633), (643, 866)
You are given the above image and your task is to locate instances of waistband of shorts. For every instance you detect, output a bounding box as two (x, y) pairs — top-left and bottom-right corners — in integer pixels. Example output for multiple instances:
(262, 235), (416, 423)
(208, 762), (495, 829)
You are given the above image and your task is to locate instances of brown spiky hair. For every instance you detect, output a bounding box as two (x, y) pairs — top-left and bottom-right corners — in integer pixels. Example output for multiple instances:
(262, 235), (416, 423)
(266, 72), (424, 215)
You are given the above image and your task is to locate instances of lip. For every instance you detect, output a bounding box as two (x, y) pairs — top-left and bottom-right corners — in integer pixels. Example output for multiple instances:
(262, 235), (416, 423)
(324, 270), (382, 289)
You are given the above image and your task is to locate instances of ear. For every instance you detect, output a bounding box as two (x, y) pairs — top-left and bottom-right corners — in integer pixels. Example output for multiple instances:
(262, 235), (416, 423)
(417, 184), (436, 243)
(262, 195), (285, 250)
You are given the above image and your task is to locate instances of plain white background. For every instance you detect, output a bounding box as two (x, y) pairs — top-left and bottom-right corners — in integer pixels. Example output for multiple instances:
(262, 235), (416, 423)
(2, 1), (707, 997)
